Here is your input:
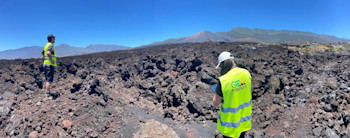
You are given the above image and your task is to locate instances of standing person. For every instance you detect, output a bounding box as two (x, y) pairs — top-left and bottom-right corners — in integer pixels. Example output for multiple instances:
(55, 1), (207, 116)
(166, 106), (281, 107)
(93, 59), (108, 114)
(43, 34), (57, 99)
(212, 51), (252, 138)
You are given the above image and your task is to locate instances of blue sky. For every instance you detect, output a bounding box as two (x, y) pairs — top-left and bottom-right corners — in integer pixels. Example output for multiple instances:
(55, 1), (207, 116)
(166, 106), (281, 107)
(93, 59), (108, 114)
(0, 0), (349, 51)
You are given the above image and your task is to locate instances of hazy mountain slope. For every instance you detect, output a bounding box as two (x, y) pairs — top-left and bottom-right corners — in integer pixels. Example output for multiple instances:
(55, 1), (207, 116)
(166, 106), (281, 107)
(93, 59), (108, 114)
(139, 31), (233, 48)
(141, 27), (350, 47)
(138, 37), (187, 48)
(218, 27), (350, 43)
(55, 44), (96, 57)
(86, 44), (129, 52)
(0, 46), (42, 59)
(178, 31), (233, 43)
(0, 44), (130, 59)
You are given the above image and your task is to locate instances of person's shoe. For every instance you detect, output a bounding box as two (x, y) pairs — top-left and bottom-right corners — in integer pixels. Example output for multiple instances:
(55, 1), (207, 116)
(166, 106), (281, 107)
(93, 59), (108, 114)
(45, 91), (51, 96)
(44, 91), (53, 100)
(50, 92), (60, 100)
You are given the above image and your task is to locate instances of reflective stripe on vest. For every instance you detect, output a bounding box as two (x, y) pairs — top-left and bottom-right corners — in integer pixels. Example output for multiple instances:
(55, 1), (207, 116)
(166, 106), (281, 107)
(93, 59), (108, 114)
(43, 42), (57, 66)
(217, 67), (252, 138)
(218, 114), (252, 128)
(221, 100), (251, 113)
(44, 56), (56, 58)
(44, 56), (56, 59)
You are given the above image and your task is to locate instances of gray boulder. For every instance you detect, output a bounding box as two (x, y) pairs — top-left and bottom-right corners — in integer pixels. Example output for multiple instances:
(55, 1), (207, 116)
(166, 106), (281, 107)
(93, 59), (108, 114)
(325, 127), (339, 138)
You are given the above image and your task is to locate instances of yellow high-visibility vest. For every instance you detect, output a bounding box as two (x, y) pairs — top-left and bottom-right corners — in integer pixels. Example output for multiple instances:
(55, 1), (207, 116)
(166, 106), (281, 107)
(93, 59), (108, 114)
(43, 42), (57, 66)
(217, 67), (252, 137)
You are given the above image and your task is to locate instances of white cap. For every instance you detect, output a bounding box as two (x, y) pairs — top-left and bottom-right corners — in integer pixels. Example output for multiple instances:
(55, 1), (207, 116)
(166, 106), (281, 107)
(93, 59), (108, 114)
(215, 51), (234, 69)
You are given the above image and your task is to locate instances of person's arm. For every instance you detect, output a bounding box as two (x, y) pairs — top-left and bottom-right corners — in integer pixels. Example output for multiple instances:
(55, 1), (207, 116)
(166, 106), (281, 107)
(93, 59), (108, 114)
(47, 51), (54, 63)
(213, 81), (223, 107)
(213, 94), (222, 107)
(47, 44), (54, 63)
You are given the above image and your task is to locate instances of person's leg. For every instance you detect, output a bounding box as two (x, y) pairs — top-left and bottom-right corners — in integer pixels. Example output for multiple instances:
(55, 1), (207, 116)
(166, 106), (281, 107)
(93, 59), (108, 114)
(239, 131), (246, 138)
(49, 65), (54, 91)
(222, 131), (246, 138)
(47, 66), (55, 95)
(44, 65), (54, 95)
(44, 66), (50, 93)
(45, 81), (50, 92)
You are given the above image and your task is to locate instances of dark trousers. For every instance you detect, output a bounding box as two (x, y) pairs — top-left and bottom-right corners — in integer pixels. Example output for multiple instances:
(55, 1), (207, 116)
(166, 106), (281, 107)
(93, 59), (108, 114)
(223, 131), (246, 138)
(44, 65), (55, 82)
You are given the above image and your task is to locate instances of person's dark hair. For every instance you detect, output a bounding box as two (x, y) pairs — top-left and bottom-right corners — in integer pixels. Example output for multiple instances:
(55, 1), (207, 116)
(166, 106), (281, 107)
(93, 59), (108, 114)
(219, 59), (235, 76)
(47, 34), (55, 42)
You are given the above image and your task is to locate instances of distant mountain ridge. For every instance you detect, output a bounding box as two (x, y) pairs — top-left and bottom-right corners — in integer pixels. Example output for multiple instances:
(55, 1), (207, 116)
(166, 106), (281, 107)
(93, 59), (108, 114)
(1, 27), (349, 59)
(0, 46), (43, 59)
(178, 31), (233, 43)
(140, 27), (350, 47)
(87, 44), (129, 52)
(0, 44), (129, 59)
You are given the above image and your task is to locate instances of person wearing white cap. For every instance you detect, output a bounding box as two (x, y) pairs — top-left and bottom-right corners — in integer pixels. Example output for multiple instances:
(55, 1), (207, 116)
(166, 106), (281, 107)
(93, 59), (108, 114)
(212, 51), (252, 138)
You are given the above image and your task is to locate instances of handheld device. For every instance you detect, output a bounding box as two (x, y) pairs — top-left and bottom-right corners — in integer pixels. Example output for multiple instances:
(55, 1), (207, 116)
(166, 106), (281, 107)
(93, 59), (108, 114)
(210, 84), (217, 93)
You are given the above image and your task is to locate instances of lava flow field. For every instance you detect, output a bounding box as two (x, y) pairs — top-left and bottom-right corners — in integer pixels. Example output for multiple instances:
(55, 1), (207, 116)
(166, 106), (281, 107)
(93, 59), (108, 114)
(0, 42), (350, 137)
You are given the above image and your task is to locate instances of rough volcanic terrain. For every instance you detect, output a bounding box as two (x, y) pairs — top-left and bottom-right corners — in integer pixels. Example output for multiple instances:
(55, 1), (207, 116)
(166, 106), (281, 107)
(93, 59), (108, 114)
(0, 42), (350, 137)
